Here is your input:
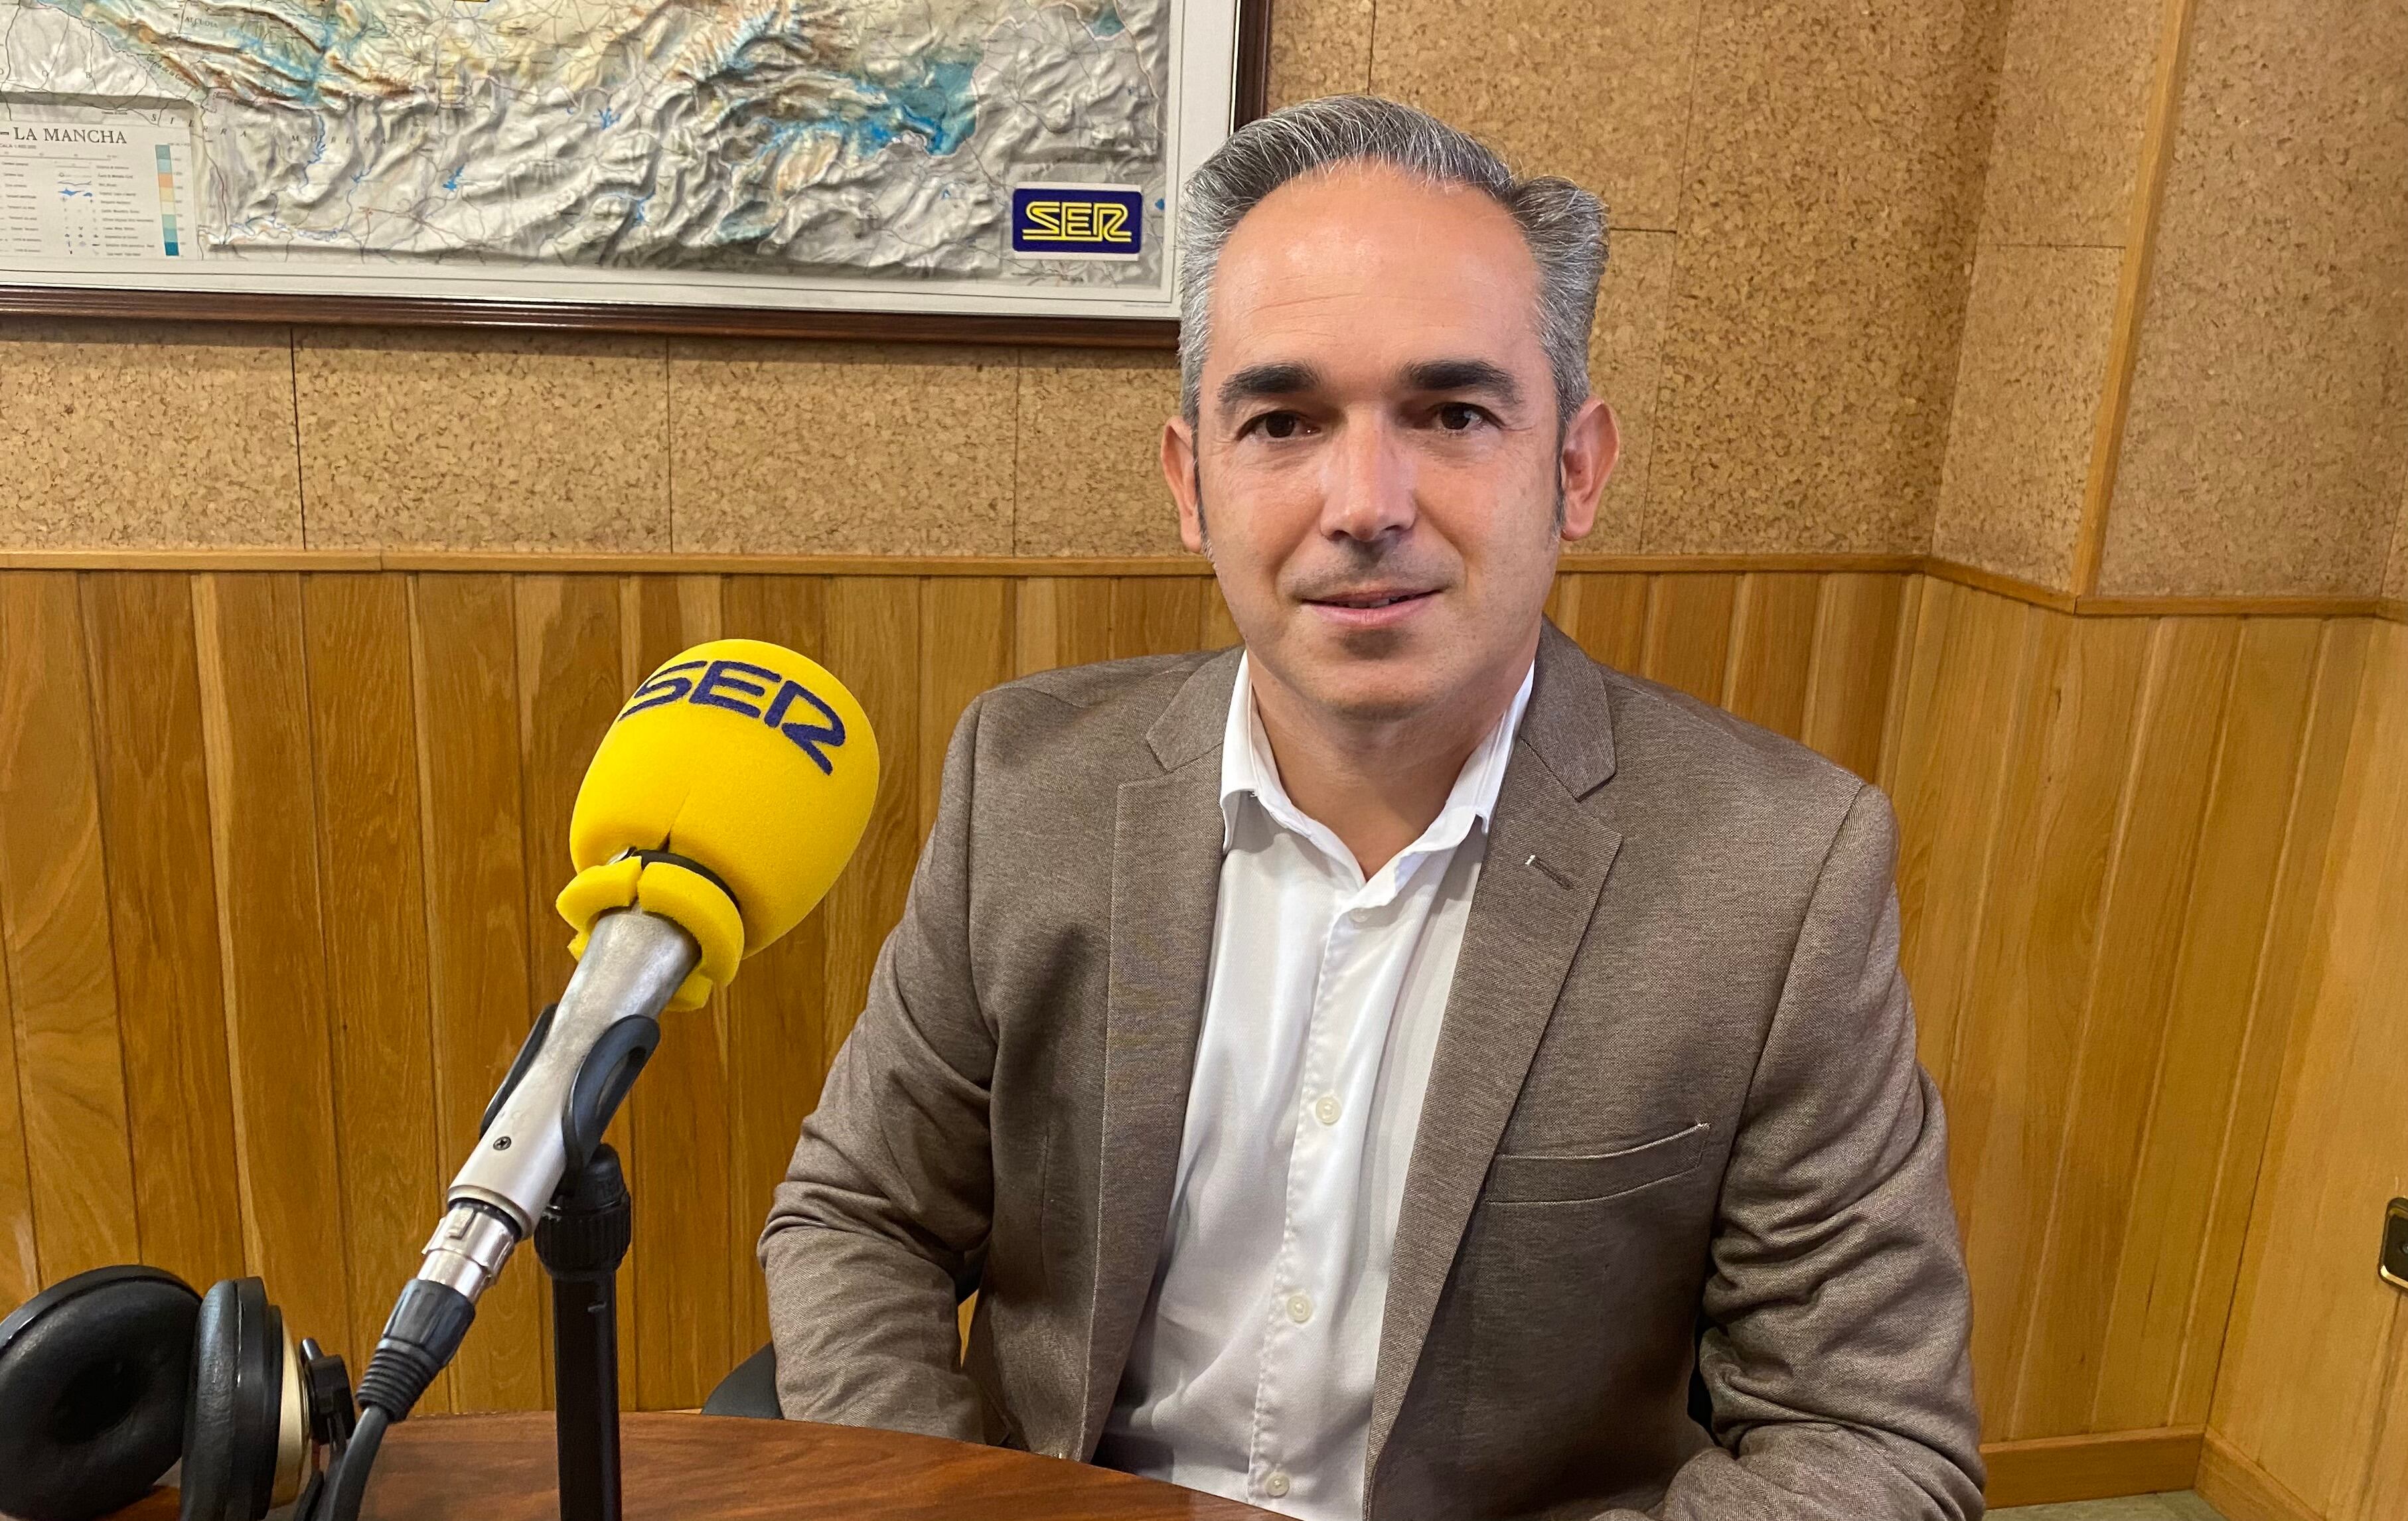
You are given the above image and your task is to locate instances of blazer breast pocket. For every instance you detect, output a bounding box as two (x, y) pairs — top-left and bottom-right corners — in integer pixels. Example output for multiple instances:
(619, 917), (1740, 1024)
(1485, 1120), (1712, 1205)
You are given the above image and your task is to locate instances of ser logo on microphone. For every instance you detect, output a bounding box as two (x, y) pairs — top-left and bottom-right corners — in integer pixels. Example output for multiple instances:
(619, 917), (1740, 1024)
(617, 658), (848, 774)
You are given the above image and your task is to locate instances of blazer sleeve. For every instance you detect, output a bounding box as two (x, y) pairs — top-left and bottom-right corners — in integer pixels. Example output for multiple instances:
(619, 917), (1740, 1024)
(1625, 783), (1987, 1521)
(757, 693), (995, 1441)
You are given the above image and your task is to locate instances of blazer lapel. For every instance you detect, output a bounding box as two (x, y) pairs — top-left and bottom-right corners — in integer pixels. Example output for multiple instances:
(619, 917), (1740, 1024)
(1365, 624), (1623, 1483)
(1076, 651), (1239, 1454)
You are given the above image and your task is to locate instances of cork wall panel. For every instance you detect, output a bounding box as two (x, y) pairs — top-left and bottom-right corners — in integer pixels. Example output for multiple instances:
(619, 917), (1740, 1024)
(1370, 0), (1703, 232)
(1976, 0), (2160, 246)
(2, 1), (2020, 577)
(295, 327), (672, 552)
(668, 341), (1017, 555)
(1930, 0), (2162, 591)
(1266, 0), (1372, 106)
(1642, 0), (2006, 555)
(1014, 349), (1185, 556)
(19, 1), (2402, 608)
(1933, 246), (2123, 589)
(0, 321), (301, 549)
(1581, 229), (1675, 553)
(2100, 0), (2408, 597)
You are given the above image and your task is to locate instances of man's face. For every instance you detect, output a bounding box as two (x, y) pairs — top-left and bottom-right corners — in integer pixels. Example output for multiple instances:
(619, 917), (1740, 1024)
(1164, 162), (1617, 724)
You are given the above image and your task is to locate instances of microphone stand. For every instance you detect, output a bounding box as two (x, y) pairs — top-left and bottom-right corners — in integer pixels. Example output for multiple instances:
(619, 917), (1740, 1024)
(319, 1145), (635, 1521)
(534, 1145), (632, 1521)
(313, 910), (680, 1521)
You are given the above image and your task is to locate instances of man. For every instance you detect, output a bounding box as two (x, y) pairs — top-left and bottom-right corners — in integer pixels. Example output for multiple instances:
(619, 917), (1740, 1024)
(761, 96), (1983, 1520)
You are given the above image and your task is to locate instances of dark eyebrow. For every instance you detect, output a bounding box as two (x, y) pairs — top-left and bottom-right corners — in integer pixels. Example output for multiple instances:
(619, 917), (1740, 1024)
(1216, 360), (1323, 413)
(1401, 358), (1523, 406)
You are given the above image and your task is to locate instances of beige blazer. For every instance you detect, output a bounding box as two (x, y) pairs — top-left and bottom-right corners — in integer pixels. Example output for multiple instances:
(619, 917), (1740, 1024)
(761, 622), (1985, 1520)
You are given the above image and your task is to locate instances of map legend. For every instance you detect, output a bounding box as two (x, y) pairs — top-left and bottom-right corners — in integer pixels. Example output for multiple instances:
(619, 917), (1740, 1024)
(156, 143), (181, 255)
(0, 103), (196, 266)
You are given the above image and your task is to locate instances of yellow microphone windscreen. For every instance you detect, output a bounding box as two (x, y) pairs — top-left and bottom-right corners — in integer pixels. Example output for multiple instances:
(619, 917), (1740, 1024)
(558, 639), (881, 1008)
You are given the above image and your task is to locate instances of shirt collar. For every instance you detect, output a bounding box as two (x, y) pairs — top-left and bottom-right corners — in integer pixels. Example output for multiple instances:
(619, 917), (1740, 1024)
(1217, 651), (1536, 866)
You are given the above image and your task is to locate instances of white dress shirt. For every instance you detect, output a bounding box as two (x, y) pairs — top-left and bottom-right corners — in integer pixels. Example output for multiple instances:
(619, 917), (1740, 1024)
(1098, 653), (1535, 1520)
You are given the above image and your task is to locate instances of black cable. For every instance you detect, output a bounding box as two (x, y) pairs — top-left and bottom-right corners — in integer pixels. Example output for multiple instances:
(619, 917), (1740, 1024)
(323, 1404), (388, 1521)
(322, 1277), (477, 1521)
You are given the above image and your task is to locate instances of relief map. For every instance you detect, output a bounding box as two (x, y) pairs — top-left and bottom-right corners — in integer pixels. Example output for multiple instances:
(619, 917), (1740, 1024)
(0, 0), (1169, 287)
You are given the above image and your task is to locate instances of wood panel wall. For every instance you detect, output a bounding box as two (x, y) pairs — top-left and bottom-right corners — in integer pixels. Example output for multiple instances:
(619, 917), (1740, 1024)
(2198, 620), (2408, 1521)
(0, 565), (1902, 1419)
(1888, 580), (2370, 1453)
(0, 563), (2376, 1484)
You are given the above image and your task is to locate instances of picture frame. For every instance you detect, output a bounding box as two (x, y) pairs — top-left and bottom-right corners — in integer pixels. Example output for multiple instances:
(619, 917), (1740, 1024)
(0, 0), (1271, 346)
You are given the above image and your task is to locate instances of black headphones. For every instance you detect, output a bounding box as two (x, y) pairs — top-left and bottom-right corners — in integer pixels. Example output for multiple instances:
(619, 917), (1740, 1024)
(0, 1266), (357, 1521)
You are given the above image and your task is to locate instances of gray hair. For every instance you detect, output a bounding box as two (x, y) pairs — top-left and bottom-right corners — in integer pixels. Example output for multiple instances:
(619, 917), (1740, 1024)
(1175, 94), (1606, 427)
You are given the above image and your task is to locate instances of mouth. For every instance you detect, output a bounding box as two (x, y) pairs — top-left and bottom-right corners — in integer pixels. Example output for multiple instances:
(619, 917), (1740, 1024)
(1302, 587), (1439, 628)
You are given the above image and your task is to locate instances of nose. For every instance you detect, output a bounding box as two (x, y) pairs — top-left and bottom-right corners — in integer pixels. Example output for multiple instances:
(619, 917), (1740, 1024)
(1317, 411), (1416, 545)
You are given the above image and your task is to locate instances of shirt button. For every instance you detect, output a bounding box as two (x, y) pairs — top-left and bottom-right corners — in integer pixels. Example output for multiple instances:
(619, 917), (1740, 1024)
(1286, 1292), (1313, 1324)
(1313, 1092), (1342, 1125)
(1264, 1473), (1292, 1499)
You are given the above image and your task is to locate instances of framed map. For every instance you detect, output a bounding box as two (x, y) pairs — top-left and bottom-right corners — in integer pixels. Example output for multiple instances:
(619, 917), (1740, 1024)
(0, 0), (1266, 338)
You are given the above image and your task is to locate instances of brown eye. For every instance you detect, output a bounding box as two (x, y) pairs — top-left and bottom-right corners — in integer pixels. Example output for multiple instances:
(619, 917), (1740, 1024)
(1438, 403), (1484, 431)
(1260, 412), (1302, 439)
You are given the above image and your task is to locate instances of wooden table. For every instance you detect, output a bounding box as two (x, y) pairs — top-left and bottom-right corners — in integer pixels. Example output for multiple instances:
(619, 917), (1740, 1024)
(114, 1412), (1277, 1520)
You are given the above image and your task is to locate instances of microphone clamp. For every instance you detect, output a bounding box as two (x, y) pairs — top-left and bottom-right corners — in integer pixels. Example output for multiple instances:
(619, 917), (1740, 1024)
(357, 906), (696, 1431)
(443, 907), (697, 1247)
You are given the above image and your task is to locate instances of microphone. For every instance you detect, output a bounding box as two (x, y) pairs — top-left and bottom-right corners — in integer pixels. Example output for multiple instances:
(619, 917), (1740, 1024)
(347, 640), (880, 1438)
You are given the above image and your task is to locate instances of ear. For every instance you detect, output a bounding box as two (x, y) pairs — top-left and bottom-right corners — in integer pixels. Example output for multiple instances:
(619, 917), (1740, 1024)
(1163, 415), (1207, 553)
(1556, 397), (1620, 543)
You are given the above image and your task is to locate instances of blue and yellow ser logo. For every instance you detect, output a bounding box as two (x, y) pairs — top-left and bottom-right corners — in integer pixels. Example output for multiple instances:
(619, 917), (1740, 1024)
(1012, 183), (1144, 261)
